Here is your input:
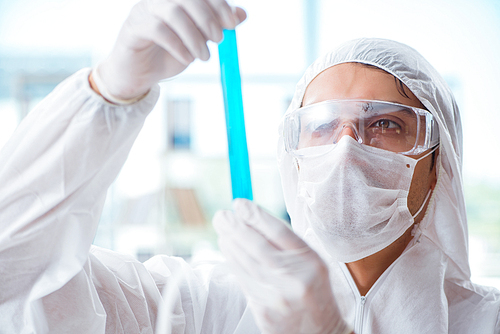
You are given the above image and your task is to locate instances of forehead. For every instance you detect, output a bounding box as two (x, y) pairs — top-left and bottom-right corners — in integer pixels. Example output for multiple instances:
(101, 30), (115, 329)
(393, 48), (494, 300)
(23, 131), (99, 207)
(302, 63), (424, 109)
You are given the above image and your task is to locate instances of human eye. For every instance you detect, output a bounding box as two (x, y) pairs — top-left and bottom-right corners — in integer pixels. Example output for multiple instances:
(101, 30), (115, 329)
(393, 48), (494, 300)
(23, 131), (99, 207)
(367, 116), (404, 133)
(371, 119), (400, 130)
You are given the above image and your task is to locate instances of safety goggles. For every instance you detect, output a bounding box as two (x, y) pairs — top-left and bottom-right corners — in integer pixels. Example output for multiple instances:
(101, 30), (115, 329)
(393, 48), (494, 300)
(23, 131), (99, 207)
(284, 99), (439, 157)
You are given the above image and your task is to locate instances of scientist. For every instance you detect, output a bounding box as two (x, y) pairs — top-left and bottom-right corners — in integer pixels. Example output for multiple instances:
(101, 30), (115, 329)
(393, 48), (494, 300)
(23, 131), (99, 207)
(0, 0), (499, 334)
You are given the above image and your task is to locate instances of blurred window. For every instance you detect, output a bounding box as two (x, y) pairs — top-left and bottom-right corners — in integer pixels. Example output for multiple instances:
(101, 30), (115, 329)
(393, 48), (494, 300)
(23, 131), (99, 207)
(167, 99), (192, 150)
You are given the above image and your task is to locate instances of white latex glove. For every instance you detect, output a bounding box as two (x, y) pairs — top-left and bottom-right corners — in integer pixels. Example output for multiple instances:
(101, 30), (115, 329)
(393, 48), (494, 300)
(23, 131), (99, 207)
(94, 0), (246, 103)
(213, 199), (353, 334)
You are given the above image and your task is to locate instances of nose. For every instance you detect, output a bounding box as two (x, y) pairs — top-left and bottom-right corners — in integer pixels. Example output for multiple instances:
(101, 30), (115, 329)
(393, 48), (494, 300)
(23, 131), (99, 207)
(336, 123), (359, 141)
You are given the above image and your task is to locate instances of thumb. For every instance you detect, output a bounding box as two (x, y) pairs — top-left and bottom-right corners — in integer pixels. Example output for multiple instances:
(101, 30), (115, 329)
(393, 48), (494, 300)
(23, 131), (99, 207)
(232, 199), (307, 250)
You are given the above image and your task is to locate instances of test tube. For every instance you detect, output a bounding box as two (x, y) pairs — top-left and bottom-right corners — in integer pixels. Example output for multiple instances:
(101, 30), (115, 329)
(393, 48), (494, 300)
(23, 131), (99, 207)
(218, 29), (253, 200)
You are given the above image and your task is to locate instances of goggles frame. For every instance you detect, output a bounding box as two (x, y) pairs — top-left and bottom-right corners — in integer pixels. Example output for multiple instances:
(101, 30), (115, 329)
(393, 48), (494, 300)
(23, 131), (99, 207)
(284, 99), (440, 157)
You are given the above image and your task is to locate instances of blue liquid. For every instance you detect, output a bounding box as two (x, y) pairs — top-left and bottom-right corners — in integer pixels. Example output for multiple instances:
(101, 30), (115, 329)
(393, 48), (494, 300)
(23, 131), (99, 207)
(218, 29), (253, 200)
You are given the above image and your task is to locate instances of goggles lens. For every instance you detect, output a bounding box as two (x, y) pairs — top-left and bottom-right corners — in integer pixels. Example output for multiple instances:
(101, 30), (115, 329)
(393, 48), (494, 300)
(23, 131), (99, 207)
(284, 100), (439, 156)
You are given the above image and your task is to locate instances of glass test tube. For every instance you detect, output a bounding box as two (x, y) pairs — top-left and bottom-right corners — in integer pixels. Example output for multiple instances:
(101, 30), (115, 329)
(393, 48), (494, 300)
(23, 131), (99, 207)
(218, 29), (253, 200)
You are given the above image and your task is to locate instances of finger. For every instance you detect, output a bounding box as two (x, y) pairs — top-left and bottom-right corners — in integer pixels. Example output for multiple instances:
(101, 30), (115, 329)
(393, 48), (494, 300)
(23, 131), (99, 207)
(218, 237), (259, 278)
(233, 6), (247, 26)
(219, 237), (308, 311)
(232, 199), (308, 251)
(133, 16), (194, 65)
(212, 209), (237, 235)
(204, 0), (236, 28)
(220, 219), (329, 297)
(218, 236), (285, 287)
(218, 236), (276, 289)
(214, 210), (318, 280)
(220, 244), (284, 312)
(213, 210), (282, 268)
(152, 1), (210, 61)
(174, 0), (223, 42)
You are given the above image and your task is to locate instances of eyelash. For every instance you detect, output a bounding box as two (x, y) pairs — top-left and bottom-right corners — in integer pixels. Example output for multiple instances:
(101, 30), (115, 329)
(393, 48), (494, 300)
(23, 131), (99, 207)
(370, 119), (401, 130)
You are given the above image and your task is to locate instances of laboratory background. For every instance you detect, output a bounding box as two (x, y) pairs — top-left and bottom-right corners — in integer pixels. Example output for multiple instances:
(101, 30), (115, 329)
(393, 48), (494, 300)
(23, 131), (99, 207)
(0, 0), (499, 288)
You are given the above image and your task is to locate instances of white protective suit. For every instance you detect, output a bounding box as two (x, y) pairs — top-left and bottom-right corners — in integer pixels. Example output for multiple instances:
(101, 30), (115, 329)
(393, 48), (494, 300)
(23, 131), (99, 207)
(0, 38), (499, 334)
(0, 68), (251, 334)
(277, 38), (500, 333)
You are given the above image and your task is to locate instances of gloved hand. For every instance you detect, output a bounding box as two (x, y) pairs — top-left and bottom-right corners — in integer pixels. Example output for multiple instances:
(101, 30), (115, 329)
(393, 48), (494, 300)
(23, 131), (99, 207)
(93, 0), (246, 103)
(213, 198), (353, 334)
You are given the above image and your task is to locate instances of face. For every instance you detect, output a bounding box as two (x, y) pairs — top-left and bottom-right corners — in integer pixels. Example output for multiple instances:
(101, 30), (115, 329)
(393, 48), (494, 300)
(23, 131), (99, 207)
(302, 63), (437, 221)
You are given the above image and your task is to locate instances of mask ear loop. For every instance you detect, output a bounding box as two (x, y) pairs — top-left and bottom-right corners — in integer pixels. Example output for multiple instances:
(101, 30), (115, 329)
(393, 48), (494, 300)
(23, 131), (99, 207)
(410, 145), (439, 240)
(410, 181), (434, 242)
(414, 144), (438, 162)
(411, 188), (432, 221)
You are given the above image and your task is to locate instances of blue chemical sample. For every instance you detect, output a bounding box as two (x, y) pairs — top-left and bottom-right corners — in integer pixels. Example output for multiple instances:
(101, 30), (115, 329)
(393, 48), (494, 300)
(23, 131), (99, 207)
(218, 29), (253, 200)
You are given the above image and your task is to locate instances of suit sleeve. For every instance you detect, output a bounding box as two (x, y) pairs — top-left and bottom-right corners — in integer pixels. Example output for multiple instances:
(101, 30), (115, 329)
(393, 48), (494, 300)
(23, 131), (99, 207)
(0, 68), (159, 332)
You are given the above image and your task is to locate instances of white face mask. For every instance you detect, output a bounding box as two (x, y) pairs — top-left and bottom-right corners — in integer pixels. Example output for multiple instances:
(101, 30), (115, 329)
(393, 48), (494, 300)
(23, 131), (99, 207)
(294, 136), (434, 263)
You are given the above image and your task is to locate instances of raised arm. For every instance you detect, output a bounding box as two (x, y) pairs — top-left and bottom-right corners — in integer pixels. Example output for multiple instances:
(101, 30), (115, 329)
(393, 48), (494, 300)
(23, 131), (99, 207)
(0, 0), (245, 331)
(0, 69), (160, 331)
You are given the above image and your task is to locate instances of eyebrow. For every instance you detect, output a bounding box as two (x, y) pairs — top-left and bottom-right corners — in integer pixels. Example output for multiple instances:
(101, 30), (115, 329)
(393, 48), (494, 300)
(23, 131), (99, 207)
(387, 100), (427, 111)
(383, 100), (414, 106)
(370, 105), (416, 120)
(393, 108), (416, 118)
